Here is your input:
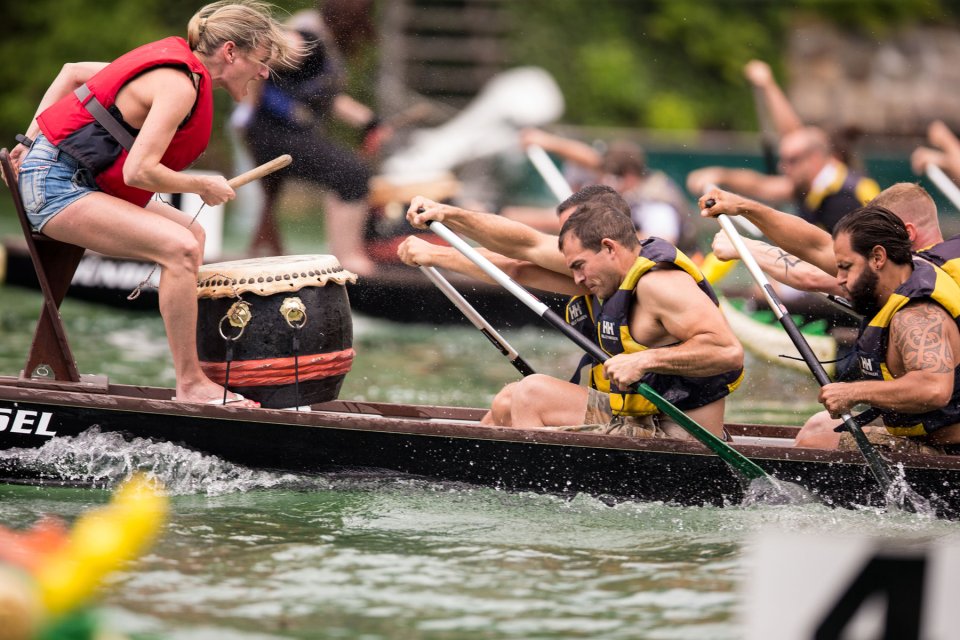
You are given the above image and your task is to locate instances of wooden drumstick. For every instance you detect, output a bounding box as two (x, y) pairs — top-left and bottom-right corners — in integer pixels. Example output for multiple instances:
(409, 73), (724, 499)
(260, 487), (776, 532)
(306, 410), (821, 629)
(227, 154), (292, 188)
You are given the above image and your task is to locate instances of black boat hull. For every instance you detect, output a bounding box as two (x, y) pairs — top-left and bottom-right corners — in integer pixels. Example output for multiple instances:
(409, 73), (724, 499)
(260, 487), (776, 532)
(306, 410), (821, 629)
(1, 380), (957, 518)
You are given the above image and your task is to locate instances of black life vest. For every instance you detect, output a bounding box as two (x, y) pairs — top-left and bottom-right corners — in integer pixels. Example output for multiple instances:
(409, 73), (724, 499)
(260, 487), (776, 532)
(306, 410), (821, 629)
(566, 238), (744, 416)
(853, 258), (960, 436)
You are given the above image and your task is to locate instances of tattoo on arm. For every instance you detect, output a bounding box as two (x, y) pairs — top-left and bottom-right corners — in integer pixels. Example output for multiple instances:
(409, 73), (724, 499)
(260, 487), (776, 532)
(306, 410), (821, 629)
(763, 245), (802, 280)
(892, 303), (955, 374)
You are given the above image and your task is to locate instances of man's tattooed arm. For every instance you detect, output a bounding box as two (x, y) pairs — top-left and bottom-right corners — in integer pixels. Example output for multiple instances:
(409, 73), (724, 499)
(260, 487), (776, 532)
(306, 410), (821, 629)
(760, 244), (803, 281)
(892, 302), (956, 374)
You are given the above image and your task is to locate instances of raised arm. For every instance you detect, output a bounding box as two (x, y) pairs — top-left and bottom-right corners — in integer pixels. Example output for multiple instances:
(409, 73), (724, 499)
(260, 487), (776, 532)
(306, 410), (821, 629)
(519, 128), (603, 170)
(686, 166), (795, 203)
(744, 59), (804, 137)
(699, 187), (838, 275)
(407, 196), (569, 273)
(710, 232), (842, 295)
(912, 120), (960, 182)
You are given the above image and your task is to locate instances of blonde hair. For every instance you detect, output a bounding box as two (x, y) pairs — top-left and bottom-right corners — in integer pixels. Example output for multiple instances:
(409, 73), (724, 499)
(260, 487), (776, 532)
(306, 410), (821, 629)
(187, 1), (304, 70)
(870, 182), (939, 232)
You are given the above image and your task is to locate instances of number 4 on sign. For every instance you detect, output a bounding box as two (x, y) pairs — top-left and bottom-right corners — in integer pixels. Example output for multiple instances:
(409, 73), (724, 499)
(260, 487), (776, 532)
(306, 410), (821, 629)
(742, 532), (959, 640)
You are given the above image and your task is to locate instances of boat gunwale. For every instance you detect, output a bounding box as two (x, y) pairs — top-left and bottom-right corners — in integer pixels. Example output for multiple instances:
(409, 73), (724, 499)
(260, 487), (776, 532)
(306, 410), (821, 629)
(3, 376), (960, 473)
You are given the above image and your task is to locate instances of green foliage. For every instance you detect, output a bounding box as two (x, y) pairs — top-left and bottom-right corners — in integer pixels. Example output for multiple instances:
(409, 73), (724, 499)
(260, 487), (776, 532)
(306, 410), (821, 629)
(0, 0), (166, 146)
(502, 0), (958, 132)
(3, 0), (958, 154)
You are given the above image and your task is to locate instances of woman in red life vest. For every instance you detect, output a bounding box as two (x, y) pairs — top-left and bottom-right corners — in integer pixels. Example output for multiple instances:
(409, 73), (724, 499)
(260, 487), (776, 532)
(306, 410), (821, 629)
(10, 1), (302, 406)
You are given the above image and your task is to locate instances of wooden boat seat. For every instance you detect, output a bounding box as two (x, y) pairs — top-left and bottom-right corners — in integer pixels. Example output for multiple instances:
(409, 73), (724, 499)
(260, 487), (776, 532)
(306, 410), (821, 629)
(0, 147), (85, 383)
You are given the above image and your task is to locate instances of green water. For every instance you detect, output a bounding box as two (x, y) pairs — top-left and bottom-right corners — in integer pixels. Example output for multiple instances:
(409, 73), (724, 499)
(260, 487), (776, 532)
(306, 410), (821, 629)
(1, 284), (956, 639)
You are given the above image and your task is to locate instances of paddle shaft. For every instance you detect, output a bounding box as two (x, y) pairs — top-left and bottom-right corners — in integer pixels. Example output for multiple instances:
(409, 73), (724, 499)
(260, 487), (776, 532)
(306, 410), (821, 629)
(227, 154), (292, 189)
(525, 144), (573, 202)
(715, 211), (897, 491)
(925, 163), (960, 212)
(428, 220), (769, 481)
(419, 266), (535, 376)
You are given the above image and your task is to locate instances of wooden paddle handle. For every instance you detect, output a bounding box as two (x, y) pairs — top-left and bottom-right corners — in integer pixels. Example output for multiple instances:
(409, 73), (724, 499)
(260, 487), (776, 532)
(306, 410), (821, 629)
(227, 154), (292, 189)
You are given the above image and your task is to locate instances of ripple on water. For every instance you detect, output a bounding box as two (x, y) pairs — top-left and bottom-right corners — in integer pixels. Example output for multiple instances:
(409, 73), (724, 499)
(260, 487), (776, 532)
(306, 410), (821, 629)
(2, 425), (958, 639)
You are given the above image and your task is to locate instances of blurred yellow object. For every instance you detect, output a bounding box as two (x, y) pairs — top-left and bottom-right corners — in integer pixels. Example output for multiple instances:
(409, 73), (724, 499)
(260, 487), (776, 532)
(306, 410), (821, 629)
(34, 474), (167, 616)
(700, 252), (738, 284)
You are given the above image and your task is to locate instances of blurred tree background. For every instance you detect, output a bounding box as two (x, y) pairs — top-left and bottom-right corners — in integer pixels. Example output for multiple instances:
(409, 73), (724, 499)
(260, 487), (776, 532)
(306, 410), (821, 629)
(503, 0), (958, 132)
(1, 0), (958, 166)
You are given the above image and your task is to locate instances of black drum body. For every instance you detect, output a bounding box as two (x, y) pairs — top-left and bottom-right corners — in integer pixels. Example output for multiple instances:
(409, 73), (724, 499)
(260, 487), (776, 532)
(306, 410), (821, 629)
(196, 256), (357, 409)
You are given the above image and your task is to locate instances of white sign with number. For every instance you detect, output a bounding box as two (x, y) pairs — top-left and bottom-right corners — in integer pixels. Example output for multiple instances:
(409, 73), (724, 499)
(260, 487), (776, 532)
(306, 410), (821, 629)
(742, 531), (960, 639)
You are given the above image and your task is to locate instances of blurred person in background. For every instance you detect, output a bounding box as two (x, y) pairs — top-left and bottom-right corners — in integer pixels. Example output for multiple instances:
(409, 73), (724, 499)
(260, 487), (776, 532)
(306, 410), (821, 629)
(503, 128), (699, 256)
(234, 2), (389, 274)
(687, 125), (879, 233)
(911, 119), (960, 183)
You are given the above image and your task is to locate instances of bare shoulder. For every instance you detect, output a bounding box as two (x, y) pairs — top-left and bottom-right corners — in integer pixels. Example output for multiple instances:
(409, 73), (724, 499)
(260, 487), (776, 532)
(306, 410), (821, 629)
(636, 266), (699, 293)
(635, 267), (712, 307)
(891, 300), (958, 372)
(891, 300), (956, 332)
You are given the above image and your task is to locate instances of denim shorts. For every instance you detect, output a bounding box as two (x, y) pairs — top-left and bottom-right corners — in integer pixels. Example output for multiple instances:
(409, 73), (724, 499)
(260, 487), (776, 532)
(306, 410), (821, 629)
(19, 133), (98, 232)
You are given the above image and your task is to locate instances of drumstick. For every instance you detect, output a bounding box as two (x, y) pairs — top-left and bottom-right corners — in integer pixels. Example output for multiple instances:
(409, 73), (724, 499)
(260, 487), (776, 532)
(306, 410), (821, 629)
(228, 154), (292, 189)
(127, 154), (293, 301)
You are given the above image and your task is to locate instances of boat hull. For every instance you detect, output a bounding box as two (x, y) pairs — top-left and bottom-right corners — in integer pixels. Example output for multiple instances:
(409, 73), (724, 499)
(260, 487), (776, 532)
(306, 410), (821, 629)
(1, 379), (958, 518)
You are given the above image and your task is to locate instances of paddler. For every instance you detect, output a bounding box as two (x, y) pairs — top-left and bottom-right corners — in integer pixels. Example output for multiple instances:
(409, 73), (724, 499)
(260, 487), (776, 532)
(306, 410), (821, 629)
(686, 126), (879, 234)
(704, 193), (960, 455)
(398, 186), (744, 440)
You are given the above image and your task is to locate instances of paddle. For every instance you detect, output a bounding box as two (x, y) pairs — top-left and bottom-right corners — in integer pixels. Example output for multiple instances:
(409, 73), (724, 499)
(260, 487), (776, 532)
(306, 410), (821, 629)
(426, 219), (770, 482)
(713, 204), (918, 509)
(925, 163), (960, 212)
(525, 144), (573, 201)
(128, 155), (294, 300)
(227, 154), (292, 189)
(419, 265), (534, 376)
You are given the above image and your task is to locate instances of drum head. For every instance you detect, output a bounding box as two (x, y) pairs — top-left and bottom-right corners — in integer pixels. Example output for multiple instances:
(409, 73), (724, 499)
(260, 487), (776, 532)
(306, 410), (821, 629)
(197, 254), (357, 298)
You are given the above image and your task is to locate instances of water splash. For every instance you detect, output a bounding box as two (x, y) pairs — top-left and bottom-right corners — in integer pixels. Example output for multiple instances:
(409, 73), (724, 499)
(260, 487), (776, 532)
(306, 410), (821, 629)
(884, 462), (943, 519)
(0, 428), (313, 496)
(740, 477), (819, 508)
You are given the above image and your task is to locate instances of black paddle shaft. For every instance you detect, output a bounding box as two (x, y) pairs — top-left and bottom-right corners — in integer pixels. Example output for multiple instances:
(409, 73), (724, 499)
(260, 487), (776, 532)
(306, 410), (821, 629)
(707, 201), (899, 494)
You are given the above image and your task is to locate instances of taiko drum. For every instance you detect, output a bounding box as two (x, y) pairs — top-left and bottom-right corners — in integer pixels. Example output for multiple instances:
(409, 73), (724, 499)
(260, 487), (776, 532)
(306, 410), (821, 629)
(196, 255), (357, 408)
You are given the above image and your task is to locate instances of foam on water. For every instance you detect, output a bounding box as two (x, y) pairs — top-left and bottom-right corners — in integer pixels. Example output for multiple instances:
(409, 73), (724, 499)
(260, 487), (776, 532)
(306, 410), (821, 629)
(741, 476), (819, 508)
(0, 428), (314, 496)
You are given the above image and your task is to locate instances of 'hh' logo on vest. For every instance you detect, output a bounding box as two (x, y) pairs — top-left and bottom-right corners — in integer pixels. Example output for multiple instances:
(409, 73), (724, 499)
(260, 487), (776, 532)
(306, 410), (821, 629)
(859, 357), (875, 373)
(601, 320), (617, 337)
(568, 303), (584, 323)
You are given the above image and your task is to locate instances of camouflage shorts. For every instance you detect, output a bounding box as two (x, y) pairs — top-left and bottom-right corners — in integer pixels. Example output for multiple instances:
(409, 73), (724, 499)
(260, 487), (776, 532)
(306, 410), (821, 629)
(837, 429), (951, 456)
(547, 388), (691, 439)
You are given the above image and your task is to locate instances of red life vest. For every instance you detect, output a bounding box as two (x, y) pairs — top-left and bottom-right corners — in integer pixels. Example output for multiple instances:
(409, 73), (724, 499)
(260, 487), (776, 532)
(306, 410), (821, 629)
(37, 37), (213, 207)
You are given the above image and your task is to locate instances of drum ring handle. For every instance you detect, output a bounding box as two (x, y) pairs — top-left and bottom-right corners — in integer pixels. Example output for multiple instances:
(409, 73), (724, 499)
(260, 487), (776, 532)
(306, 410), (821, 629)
(280, 297), (308, 329)
(219, 300), (252, 341)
